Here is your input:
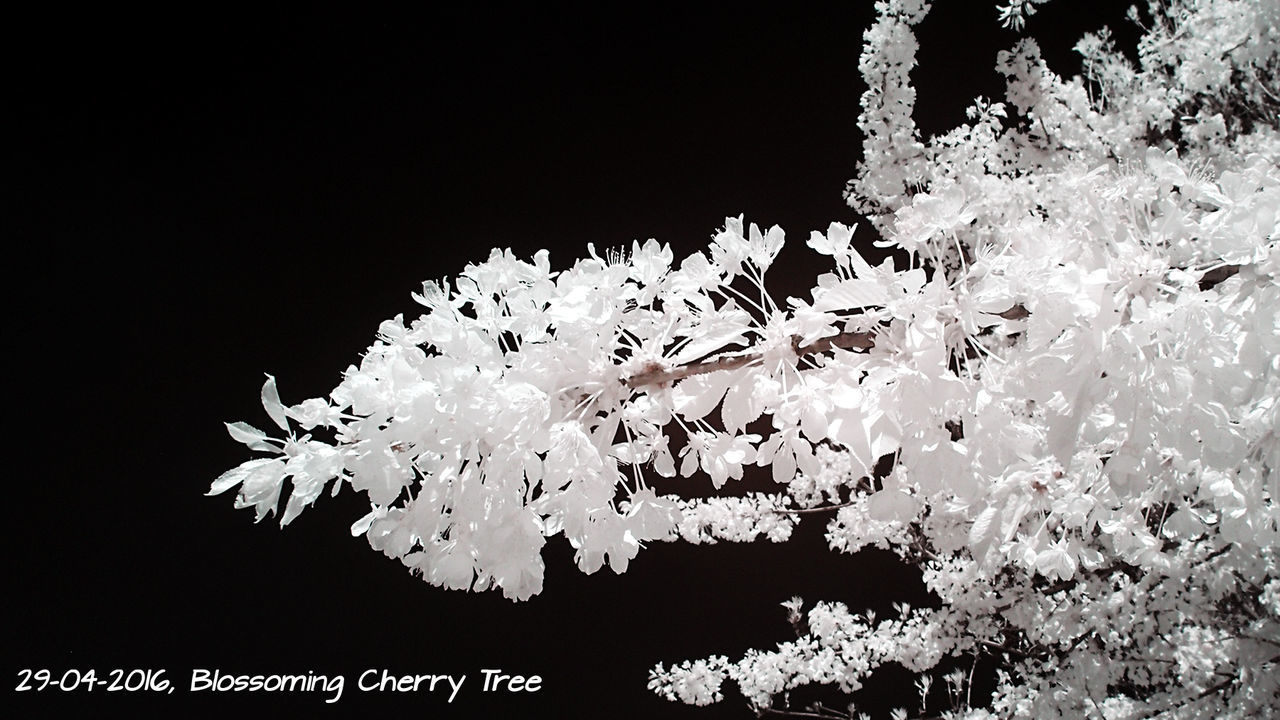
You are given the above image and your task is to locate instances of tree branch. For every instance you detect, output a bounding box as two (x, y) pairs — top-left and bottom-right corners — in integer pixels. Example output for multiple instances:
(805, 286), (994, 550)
(771, 501), (858, 515)
(1131, 671), (1239, 720)
(1199, 264), (1241, 291)
(761, 704), (852, 720)
(623, 260), (1236, 392)
(623, 331), (876, 389)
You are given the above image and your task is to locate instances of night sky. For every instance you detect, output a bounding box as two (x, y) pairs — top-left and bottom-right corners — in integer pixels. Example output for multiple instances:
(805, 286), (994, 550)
(11, 5), (1135, 718)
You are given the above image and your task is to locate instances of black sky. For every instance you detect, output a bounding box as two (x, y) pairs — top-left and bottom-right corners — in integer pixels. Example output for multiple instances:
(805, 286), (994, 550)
(10, 4), (1136, 718)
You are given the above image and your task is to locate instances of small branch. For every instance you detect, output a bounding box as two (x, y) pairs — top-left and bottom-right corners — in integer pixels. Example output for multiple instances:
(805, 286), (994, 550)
(996, 303), (1030, 320)
(1199, 264), (1240, 291)
(992, 543), (1232, 614)
(1131, 672), (1239, 720)
(761, 705), (851, 720)
(977, 637), (1031, 658)
(1242, 634), (1280, 649)
(624, 256), (1240, 391)
(991, 561), (1127, 612)
(771, 501), (857, 515)
(623, 331), (875, 389)
(625, 349), (763, 388)
(793, 330), (877, 356)
(1193, 542), (1234, 568)
(1189, 674), (1238, 706)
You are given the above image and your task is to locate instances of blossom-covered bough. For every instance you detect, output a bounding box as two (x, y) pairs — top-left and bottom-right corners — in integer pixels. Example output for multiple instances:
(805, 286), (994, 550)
(213, 0), (1279, 717)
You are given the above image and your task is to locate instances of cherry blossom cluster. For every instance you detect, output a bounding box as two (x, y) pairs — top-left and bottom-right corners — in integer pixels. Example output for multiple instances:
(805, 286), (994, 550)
(213, 216), (883, 600)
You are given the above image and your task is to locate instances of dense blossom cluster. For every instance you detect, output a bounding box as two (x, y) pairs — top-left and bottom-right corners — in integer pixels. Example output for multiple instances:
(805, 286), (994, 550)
(215, 0), (1278, 717)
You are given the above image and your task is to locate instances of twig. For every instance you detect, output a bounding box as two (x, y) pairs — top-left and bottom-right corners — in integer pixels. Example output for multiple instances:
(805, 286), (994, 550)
(1199, 264), (1240, 291)
(1130, 671), (1239, 720)
(771, 501), (858, 515)
(761, 705), (851, 720)
(624, 331), (875, 389)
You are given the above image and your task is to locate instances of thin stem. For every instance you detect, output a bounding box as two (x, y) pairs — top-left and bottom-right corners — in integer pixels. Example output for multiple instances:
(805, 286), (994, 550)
(620, 419), (645, 492)
(624, 331), (874, 389)
(716, 283), (771, 319)
(772, 501), (857, 515)
(761, 705), (851, 720)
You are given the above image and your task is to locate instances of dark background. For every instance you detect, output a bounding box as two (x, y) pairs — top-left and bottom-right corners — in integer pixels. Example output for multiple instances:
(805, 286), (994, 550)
(10, 4), (1134, 718)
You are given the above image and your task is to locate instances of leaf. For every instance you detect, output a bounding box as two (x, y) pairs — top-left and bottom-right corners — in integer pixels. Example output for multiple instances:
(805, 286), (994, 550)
(652, 436), (677, 477)
(669, 304), (752, 364)
(969, 505), (999, 559)
(755, 434), (781, 465)
(846, 241), (875, 279)
(1035, 542), (1077, 581)
(770, 445), (797, 484)
(281, 467), (333, 527)
(897, 268), (927, 295)
(828, 408), (874, 477)
(673, 372), (733, 421)
(812, 278), (888, 312)
(209, 457), (278, 496)
(261, 374), (290, 431)
(625, 489), (681, 541)
(800, 404), (828, 443)
(867, 490), (920, 522)
(351, 506), (380, 536)
(721, 370), (761, 433)
(1000, 495), (1032, 543)
(231, 458), (288, 522)
(281, 489), (310, 527)
(225, 421), (278, 453)
(829, 408), (898, 478)
(679, 447), (700, 478)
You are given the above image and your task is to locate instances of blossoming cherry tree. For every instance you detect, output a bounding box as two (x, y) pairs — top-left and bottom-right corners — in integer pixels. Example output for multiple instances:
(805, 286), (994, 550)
(213, 1), (1279, 717)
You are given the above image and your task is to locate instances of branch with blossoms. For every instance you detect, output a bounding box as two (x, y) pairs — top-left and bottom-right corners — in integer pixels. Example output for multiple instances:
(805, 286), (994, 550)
(213, 212), (937, 601)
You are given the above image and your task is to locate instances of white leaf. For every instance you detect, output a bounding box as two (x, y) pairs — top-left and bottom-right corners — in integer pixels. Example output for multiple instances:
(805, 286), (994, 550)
(828, 417), (870, 477)
(231, 458), (288, 522)
(225, 421), (278, 453)
(679, 447), (699, 478)
(351, 506), (381, 536)
(771, 446), (797, 484)
(867, 490), (920, 522)
(1001, 495), (1032, 543)
(673, 372), (733, 421)
(800, 404), (828, 443)
(846, 242), (874, 279)
(755, 434), (782, 465)
(812, 278), (888, 311)
(1035, 542), (1077, 581)
(721, 371), (760, 433)
(261, 374), (290, 431)
(625, 489), (681, 542)
(281, 491), (308, 527)
(969, 505), (999, 558)
(208, 457), (277, 496)
(897, 268), (927, 295)
(652, 436), (677, 477)
(670, 305), (752, 365)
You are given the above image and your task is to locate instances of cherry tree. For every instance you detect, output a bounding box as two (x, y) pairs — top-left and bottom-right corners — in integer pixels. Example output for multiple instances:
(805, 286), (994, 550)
(212, 0), (1279, 717)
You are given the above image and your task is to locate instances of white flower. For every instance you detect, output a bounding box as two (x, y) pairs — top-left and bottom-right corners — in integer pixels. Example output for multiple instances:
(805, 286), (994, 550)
(1033, 539), (1077, 581)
